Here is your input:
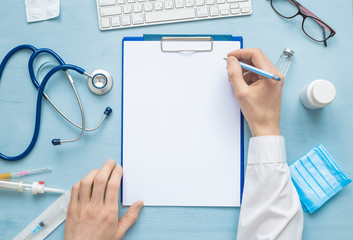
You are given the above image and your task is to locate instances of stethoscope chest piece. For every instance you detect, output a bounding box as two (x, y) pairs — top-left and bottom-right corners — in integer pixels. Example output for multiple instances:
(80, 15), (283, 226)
(88, 69), (113, 95)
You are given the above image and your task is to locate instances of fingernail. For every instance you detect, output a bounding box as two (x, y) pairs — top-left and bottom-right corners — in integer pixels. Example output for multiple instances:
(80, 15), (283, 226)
(114, 164), (123, 171)
(107, 159), (116, 166)
(136, 200), (144, 209)
(132, 201), (144, 211)
(227, 56), (236, 65)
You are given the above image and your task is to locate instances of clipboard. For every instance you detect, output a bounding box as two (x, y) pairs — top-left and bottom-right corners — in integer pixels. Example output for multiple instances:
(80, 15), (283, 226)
(121, 35), (244, 207)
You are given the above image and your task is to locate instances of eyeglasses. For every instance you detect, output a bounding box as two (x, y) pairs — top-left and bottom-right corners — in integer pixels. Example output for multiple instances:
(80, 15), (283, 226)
(270, 0), (336, 45)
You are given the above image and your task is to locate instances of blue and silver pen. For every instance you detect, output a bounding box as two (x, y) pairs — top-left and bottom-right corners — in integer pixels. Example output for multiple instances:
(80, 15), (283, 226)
(224, 58), (281, 81)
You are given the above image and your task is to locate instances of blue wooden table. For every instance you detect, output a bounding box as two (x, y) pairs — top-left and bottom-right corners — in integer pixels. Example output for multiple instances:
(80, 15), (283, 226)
(1, 0), (352, 239)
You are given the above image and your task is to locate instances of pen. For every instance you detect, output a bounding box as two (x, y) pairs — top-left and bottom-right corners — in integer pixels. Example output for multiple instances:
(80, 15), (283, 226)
(224, 58), (281, 81)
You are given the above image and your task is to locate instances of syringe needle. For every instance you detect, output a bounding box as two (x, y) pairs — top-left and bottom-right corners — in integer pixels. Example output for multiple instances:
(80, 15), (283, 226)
(14, 167), (52, 178)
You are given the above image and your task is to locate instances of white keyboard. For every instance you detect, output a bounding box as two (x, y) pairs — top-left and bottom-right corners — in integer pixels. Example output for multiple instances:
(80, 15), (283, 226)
(96, 0), (252, 30)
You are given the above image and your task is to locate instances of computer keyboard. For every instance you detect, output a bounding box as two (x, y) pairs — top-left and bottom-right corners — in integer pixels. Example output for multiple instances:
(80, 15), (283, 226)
(96, 0), (252, 30)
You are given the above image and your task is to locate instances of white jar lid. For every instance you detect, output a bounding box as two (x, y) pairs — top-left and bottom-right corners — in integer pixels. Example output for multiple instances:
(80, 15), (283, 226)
(312, 80), (336, 106)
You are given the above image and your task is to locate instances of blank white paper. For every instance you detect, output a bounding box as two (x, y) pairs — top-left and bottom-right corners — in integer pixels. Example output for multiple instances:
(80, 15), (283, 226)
(122, 40), (242, 206)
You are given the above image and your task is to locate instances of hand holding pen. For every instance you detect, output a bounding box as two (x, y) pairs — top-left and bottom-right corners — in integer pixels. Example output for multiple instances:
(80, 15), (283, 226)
(226, 48), (284, 137)
(223, 58), (281, 81)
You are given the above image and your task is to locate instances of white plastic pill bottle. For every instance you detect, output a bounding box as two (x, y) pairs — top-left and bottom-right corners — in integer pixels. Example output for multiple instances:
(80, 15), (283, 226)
(300, 79), (336, 110)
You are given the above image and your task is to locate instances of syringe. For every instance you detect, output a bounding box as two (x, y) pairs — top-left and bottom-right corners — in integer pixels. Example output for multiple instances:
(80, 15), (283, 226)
(0, 167), (52, 179)
(0, 180), (64, 195)
(24, 221), (46, 240)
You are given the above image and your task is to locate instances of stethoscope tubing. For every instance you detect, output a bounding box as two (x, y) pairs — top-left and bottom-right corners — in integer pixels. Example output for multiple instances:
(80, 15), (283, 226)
(0, 44), (86, 161)
(52, 70), (86, 145)
(28, 47), (66, 89)
(32, 52), (110, 132)
(0, 45), (37, 80)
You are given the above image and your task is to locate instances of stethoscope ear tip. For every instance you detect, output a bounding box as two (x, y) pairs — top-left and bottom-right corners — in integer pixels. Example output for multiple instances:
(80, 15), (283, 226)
(104, 107), (112, 116)
(52, 139), (61, 146)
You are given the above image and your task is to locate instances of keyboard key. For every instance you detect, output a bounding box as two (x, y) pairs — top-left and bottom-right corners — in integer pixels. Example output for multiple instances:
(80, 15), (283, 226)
(123, 5), (133, 13)
(154, 1), (164, 10)
(209, 6), (219, 16)
(230, 3), (239, 8)
(122, 15), (131, 25)
(241, 7), (250, 13)
(185, 0), (194, 7)
(132, 13), (144, 24)
(134, 3), (143, 12)
(196, 0), (205, 6)
(100, 6), (122, 16)
(165, 0), (174, 9)
(230, 8), (240, 14)
(99, 0), (116, 6)
(196, 6), (208, 17)
(97, 0), (252, 30)
(239, 0), (250, 7)
(144, 2), (153, 11)
(175, 0), (184, 8)
(111, 16), (121, 26)
(145, 8), (196, 23)
(220, 8), (229, 15)
(218, 4), (230, 15)
(101, 17), (110, 28)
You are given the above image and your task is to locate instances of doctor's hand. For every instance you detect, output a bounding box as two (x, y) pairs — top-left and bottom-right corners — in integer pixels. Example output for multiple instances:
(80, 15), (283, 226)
(64, 159), (144, 240)
(227, 49), (284, 137)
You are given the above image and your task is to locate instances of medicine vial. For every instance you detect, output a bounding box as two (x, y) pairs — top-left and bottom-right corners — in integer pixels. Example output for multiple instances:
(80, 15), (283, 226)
(300, 79), (336, 110)
(276, 48), (294, 77)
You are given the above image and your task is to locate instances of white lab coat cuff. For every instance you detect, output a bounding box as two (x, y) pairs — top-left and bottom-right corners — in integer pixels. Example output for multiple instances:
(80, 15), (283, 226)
(248, 135), (286, 164)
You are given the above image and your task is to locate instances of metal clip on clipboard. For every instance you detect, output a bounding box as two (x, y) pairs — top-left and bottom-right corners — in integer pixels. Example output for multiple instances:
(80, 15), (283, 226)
(160, 37), (213, 53)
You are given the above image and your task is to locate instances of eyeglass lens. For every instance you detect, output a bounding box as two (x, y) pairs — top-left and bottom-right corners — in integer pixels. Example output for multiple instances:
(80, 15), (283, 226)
(272, 0), (331, 42)
(271, 0), (299, 18)
(302, 17), (330, 42)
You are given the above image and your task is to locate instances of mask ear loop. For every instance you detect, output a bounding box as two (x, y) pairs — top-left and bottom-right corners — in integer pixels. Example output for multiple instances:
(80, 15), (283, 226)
(35, 62), (112, 135)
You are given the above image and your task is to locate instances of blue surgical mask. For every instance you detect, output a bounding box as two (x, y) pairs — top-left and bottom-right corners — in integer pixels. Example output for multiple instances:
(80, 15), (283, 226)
(289, 144), (352, 213)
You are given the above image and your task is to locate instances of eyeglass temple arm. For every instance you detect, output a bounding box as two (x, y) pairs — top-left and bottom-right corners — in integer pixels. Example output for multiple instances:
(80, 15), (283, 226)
(323, 28), (328, 47)
(294, 0), (336, 34)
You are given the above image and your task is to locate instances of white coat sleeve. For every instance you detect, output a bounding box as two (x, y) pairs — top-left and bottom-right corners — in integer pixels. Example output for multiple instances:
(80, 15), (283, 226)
(237, 136), (304, 240)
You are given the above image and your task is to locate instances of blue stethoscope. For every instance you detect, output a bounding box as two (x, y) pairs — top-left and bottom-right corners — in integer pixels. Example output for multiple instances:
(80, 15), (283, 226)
(0, 44), (113, 161)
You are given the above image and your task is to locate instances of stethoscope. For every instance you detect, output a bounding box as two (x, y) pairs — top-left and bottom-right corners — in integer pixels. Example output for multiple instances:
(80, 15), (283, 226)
(0, 44), (113, 161)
